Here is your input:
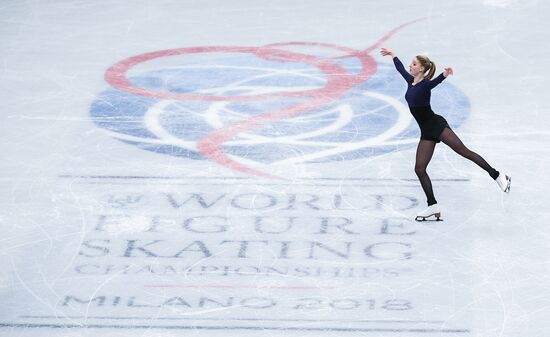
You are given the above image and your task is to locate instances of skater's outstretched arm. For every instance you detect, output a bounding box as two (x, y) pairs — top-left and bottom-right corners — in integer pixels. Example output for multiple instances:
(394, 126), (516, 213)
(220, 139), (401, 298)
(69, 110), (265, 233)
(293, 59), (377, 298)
(428, 67), (453, 89)
(381, 48), (413, 83)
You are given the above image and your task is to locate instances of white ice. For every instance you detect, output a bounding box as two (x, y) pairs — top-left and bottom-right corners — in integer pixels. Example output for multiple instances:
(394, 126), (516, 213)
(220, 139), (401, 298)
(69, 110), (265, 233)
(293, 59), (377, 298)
(1, 1), (549, 336)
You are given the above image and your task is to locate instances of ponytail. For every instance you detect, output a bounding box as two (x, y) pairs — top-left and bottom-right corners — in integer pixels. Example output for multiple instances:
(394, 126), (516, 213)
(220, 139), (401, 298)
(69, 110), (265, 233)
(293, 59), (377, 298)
(416, 55), (436, 80)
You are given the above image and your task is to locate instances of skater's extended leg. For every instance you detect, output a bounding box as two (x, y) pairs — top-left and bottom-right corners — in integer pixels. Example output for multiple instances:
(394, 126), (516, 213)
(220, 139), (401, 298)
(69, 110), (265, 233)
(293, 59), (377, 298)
(415, 140), (437, 206)
(439, 128), (499, 179)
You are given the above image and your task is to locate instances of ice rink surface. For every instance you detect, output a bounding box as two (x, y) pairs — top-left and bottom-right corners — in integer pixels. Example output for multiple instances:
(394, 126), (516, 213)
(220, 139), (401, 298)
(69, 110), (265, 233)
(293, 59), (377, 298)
(1, 0), (549, 336)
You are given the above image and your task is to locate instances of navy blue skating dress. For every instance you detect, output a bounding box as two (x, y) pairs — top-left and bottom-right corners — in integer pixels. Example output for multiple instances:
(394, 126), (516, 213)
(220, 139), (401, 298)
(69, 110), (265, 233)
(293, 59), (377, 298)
(393, 57), (450, 142)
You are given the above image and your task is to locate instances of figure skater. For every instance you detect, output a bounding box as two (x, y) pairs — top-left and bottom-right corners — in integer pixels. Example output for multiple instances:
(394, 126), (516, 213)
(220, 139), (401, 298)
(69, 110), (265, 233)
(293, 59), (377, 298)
(380, 47), (511, 221)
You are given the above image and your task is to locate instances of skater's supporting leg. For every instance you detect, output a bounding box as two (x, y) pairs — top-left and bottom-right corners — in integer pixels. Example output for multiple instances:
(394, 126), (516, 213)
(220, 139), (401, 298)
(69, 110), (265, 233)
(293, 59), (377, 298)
(439, 128), (499, 179)
(415, 140), (437, 206)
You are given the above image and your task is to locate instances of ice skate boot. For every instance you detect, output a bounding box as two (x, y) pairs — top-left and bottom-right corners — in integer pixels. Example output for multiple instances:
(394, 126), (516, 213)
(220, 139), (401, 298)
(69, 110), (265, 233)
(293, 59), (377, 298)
(415, 204), (442, 221)
(495, 173), (511, 193)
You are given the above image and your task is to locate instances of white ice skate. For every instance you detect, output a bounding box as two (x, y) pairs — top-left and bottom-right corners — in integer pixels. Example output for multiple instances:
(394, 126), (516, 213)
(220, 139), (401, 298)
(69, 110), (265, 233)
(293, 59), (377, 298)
(495, 173), (511, 193)
(415, 204), (442, 222)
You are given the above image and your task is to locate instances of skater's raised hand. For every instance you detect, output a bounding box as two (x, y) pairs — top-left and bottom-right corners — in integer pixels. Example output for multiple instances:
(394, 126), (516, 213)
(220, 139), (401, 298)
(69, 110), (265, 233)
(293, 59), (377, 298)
(443, 67), (453, 77)
(380, 48), (395, 57)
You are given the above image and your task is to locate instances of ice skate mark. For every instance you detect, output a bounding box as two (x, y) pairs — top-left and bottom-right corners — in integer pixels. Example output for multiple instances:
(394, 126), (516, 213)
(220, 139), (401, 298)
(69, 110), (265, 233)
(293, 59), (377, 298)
(144, 284), (336, 289)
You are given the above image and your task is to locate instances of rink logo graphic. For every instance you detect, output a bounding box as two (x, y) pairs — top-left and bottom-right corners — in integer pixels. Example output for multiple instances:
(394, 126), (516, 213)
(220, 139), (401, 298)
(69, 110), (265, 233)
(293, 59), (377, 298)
(91, 21), (469, 178)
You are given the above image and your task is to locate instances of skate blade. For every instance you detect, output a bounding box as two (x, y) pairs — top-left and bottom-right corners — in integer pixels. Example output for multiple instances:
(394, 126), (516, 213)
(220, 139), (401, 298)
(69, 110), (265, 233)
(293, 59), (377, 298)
(505, 176), (511, 193)
(415, 213), (442, 222)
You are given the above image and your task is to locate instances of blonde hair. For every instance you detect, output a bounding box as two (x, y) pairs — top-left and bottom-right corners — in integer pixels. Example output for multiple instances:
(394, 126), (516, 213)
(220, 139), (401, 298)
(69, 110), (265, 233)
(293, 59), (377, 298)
(416, 55), (436, 80)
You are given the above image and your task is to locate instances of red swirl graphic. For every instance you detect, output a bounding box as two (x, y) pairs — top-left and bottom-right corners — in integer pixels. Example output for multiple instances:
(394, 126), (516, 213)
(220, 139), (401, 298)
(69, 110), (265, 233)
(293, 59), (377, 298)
(104, 19), (427, 179)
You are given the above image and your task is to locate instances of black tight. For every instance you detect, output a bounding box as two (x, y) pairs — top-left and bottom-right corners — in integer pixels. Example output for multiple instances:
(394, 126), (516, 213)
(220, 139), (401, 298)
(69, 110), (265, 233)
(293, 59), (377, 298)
(415, 140), (437, 206)
(415, 128), (499, 206)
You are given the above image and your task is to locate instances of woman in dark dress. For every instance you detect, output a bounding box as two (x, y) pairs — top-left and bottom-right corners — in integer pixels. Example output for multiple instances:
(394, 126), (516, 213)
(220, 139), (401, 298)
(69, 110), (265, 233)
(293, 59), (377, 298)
(380, 48), (511, 221)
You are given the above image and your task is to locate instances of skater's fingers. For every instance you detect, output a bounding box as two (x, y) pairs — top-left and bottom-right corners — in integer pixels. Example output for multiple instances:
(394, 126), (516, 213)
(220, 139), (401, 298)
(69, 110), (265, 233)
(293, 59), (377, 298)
(380, 48), (393, 56)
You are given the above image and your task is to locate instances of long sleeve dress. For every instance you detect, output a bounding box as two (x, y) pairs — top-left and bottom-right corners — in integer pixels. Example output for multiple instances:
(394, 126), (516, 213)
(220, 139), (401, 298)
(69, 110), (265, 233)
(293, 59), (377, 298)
(392, 56), (450, 142)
